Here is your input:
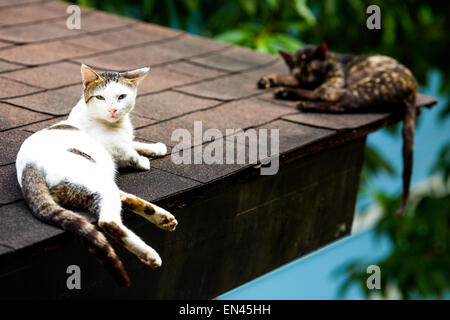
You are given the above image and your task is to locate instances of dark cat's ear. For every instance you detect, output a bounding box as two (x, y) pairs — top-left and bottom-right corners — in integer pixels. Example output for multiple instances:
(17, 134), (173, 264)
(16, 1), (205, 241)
(313, 42), (327, 60)
(81, 64), (102, 87)
(278, 50), (295, 68)
(120, 67), (150, 87)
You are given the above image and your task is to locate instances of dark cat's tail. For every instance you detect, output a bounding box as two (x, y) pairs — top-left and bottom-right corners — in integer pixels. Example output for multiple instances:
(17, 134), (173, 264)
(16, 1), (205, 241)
(20, 163), (130, 287)
(396, 92), (417, 216)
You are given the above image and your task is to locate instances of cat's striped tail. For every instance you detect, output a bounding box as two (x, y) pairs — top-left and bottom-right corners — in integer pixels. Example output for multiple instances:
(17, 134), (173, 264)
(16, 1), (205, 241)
(20, 163), (130, 287)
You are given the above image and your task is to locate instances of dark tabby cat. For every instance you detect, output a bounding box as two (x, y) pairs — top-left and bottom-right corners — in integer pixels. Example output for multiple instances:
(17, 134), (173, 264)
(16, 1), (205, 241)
(258, 43), (418, 215)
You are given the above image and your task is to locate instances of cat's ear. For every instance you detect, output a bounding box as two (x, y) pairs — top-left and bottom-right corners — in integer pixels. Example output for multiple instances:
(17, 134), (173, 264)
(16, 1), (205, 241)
(81, 64), (102, 87)
(313, 42), (327, 60)
(278, 50), (295, 68)
(120, 67), (150, 87)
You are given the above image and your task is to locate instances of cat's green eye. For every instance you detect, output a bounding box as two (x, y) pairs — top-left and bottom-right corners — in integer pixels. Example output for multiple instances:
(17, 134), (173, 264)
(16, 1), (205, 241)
(95, 95), (105, 100)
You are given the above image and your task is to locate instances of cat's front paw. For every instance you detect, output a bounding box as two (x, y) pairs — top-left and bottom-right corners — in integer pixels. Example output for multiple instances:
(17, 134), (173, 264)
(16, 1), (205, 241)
(136, 142), (167, 157)
(134, 156), (150, 170)
(151, 142), (167, 157)
(257, 74), (277, 89)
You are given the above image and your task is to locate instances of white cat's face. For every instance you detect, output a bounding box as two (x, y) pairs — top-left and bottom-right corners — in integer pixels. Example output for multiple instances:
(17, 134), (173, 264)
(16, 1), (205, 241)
(80, 65), (150, 123)
(87, 81), (137, 123)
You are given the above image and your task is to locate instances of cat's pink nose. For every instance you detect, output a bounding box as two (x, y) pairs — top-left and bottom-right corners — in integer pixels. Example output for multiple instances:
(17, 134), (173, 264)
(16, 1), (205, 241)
(108, 108), (117, 114)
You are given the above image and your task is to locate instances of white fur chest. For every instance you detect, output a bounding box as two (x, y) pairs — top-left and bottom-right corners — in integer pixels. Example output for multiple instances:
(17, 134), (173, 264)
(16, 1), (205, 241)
(68, 99), (135, 159)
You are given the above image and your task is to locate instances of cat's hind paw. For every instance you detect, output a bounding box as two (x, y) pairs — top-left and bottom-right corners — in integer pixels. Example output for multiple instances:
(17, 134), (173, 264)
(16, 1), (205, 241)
(158, 215), (178, 232)
(296, 101), (318, 112)
(139, 249), (162, 268)
(154, 208), (178, 231)
(274, 87), (291, 99)
(297, 101), (346, 113)
(275, 87), (304, 100)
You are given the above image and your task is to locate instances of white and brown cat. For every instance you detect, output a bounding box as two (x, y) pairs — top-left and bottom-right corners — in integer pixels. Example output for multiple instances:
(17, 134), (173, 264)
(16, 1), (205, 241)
(16, 64), (177, 287)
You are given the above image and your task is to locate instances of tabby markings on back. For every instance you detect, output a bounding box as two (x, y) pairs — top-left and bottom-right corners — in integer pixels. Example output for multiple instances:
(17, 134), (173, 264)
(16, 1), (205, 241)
(258, 43), (419, 215)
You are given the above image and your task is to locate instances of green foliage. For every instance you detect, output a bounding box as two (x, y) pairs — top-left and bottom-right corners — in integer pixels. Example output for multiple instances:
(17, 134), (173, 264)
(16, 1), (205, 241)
(71, 0), (450, 127)
(432, 143), (450, 182)
(71, 0), (450, 94)
(340, 191), (450, 299)
(70, 0), (450, 116)
(74, 0), (311, 54)
(340, 145), (450, 299)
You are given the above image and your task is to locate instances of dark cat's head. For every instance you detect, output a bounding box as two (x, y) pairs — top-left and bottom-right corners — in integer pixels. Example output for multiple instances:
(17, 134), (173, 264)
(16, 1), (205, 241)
(279, 42), (328, 88)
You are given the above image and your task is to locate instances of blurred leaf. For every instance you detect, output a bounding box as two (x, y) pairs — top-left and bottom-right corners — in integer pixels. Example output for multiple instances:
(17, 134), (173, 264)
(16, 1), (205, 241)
(364, 145), (396, 177)
(438, 101), (450, 121)
(418, 5), (434, 26)
(266, 0), (279, 10)
(294, 0), (316, 25)
(240, 0), (256, 15)
(360, 144), (396, 193)
(431, 143), (450, 181)
(340, 189), (450, 299)
(256, 33), (304, 54)
(215, 29), (253, 44)
(78, 0), (95, 7)
(382, 11), (397, 46)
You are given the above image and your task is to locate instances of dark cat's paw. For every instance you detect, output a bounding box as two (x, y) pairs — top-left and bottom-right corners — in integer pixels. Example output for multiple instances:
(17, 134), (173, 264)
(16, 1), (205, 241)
(296, 101), (318, 112)
(297, 101), (345, 113)
(257, 74), (277, 89)
(274, 87), (291, 99)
